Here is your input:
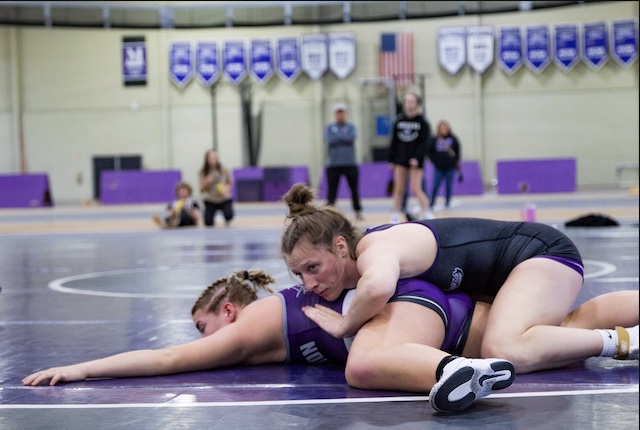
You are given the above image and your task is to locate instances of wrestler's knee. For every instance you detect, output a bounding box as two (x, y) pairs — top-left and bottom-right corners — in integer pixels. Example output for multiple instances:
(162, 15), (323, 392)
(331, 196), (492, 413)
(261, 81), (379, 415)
(344, 352), (377, 389)
(479, 336), (528, 371)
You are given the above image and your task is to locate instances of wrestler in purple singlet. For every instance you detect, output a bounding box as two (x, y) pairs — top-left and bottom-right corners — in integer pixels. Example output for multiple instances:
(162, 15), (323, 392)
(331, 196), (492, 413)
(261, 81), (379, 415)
(277, 278), (474, 364)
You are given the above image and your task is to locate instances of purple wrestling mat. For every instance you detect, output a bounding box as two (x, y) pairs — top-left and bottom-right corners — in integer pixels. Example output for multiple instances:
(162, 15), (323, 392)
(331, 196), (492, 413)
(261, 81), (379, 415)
(0, 204), (637, 429)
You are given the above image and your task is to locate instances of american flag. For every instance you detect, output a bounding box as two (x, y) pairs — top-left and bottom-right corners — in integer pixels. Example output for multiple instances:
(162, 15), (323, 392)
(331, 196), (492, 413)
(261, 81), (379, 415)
(379, 31), (414, 88)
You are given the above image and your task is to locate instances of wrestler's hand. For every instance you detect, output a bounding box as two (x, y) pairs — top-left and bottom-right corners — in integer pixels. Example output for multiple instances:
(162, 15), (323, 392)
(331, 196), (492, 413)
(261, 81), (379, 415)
(22, 365), (87, 386)
(302, 304), (351, 338)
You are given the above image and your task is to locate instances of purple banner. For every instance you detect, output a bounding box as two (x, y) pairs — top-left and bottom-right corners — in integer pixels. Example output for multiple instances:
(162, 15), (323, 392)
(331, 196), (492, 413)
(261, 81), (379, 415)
(223, 40), (247, 85)
(122, 37), (147, 86)
(525, 25), (551, 74)
(169, 42), (193, 89)
(583, 22), (608, 70)
(250, 39), (274, 85)
(498, 27), (522, 75)
(611, 19), (638, 68)
(276, 37), (301, 82)
(554, 24), (580, 72)
(196, 41), (220, 86)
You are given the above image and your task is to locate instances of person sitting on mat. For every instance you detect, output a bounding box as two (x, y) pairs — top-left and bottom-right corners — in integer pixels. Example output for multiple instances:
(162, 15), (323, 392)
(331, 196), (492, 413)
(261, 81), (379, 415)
(23, 269), (638, 413)
(152, 181), (200, 228)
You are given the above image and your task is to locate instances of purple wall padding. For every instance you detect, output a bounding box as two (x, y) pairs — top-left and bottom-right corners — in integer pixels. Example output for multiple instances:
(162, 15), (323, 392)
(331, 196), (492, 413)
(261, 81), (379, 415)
(100, 170), (181, 204)
(317, 161), (484, 199)
(232, 167), (264, 202)
(232, 166), (310, 202)
(496, 158), (576, 194)
(0, 173), (53, 208)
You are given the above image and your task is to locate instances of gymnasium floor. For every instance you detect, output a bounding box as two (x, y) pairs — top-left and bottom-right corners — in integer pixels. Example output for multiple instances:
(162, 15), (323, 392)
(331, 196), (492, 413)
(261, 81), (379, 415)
(1, 188), (638, 429)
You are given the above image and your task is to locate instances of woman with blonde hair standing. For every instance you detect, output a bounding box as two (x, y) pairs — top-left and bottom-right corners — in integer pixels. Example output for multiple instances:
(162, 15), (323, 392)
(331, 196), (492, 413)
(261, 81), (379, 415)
(388, 90), (434, 223)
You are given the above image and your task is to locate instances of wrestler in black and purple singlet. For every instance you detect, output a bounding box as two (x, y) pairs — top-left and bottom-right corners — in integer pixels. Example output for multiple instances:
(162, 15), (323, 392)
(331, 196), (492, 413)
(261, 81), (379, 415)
(366, 218), (584, 297)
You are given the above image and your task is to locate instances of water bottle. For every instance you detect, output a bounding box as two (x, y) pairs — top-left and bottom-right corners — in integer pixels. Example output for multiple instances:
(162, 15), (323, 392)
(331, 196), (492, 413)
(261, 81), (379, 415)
(521, 202), (537, 222)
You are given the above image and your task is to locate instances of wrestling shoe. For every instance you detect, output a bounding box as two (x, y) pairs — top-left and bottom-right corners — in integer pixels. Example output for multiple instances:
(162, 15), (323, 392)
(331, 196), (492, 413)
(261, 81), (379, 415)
(429, 357), (515, 413)
(423, 209), (435, 220)
(390, 212), (401, 224)
(615, 325), (639, 360)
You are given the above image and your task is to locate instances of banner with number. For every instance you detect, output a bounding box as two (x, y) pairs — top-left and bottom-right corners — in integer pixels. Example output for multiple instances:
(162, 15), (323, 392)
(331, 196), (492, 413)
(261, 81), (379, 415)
(301, 34), (328, 81)
(223, 40), (247, 85)
(611, 19), (638, 68)
(169, 42), (193, 89)
(437, 27), (466, 75)
(498, 27), (522, 75)
(554, 24), (580, 72)
(196, 41), (219, 86)
(276, 37), (301, 83)
(524, 25), (551, 74)
(466, 26), (494, 74)
(250, 39), (274, 85)
(583, 22), (608, 70)
(328, 32), (356, 79)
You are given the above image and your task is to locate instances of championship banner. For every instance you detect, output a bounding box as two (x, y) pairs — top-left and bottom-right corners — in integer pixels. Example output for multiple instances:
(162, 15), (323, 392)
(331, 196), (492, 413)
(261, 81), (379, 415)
(554, 24), (580, 73)
(524, 25), (551, 74)
(611, 19), (638, 68)
(583, 22), (608, 70)
(169, 42), (193, 89)
(498, 27), (522, 75)
(437, 27), (466, 75)
(250, 39), (274, 85)
(122, 36), (147, 86)
(223, 40), (247, 85)
(466, 26), (494, 74)
(276, 37), (302, 83)
(329, 33), (356, 79)
(196, 41), (220, 86)
(301, 34), (328, 81)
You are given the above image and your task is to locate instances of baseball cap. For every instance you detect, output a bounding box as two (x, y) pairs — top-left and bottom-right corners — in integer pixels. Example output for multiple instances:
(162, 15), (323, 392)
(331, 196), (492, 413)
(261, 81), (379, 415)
(333, 103), (348, 112)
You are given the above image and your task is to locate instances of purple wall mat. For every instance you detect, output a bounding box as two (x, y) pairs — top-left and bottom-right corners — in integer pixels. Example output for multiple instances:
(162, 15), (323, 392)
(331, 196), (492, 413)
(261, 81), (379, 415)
(232, 166), (310, 202)
(100, 170), (182, 204)
(497, 158), (576, 194)
(317, 161), (484, 199)
(0, 173), (53, 208)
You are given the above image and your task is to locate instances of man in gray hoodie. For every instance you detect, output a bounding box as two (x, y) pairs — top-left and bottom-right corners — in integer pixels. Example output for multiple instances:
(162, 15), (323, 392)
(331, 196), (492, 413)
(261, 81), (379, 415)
(324, 103), (363, 220)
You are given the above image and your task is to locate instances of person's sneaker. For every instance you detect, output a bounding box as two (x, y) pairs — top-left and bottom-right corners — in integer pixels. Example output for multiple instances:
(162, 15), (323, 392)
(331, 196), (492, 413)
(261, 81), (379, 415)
(615, 325), (639, 360)
(355, 211), (364, 221)
(390, 212), (401, 224)
(429, 357), (515, 413)
(424, 209), (435, 220)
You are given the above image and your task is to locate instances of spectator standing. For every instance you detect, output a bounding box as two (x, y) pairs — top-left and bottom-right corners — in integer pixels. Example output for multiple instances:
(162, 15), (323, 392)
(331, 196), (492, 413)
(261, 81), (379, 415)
(324, 103), (363, 220)
(199, 149), (234, 227)
(388, 91), (433, 223)
(428, 120), (462, 209)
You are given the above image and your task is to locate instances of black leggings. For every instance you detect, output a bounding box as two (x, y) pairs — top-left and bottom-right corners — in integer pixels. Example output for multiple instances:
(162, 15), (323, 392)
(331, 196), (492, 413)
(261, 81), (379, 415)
(203, 200), (234, 226)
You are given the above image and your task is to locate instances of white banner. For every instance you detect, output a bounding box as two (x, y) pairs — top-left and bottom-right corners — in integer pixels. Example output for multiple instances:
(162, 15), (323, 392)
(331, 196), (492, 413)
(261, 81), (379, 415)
(301, 34), (328, 81)
(466, 26), (494, 74)
(438, 27), (466, 75)
(328, 33), (356, 79)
